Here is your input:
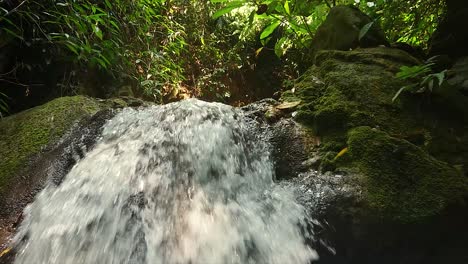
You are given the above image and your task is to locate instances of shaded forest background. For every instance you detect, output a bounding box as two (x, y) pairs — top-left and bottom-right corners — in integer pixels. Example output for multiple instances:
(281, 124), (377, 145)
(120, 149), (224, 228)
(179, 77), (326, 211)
(0, 0), (460, 116)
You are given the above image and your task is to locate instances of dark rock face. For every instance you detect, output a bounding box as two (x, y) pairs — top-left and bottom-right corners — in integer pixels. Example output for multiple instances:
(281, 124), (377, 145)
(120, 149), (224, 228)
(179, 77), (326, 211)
(243, 99), (468, 264)
(270, 119), (312, 180)
(429, 0), (468, 59)
(310, 5), (388, 60)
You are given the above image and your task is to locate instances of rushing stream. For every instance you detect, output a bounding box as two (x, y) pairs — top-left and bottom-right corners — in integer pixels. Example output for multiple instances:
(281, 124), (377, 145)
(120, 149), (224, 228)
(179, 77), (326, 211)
(12, 99), (318, 264)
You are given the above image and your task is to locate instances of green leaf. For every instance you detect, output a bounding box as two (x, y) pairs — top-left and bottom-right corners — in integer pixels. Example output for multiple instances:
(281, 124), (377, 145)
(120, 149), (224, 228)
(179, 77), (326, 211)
(284, 0), (290, 15)
(93, 57), (108, 69)
(396, 64), (433, 79)
(65, 42), (80, 55)
(359, 21), (374, 41)
(255, 47), (263, 57)
(109, 20), (119, 30)
(274, 36), (288, 57)
(212, 1), (245, 19)
(141, 80), (154, 86)
(200, 36), (205, 46)
(392, 84), (418, 102)
(104, 0), (112, 9)
(432, 70), (446, 86)
(2, 28), (23, 40)
(260, 20), (280, 40)
(392, 86), (407, 102)
(93, 26), (103, 40)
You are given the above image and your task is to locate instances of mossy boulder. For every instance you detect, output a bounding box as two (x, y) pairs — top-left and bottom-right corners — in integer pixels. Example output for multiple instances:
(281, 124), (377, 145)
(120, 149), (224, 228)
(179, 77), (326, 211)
(0, 96), (100, 189)
(283, 47), (420, 150)
(281, 46), (468, 223)
(0, 95), (146, 192)
(309, 5), (388, 60)
(283, 47), (468, 168)
(348, 126), (467, 222)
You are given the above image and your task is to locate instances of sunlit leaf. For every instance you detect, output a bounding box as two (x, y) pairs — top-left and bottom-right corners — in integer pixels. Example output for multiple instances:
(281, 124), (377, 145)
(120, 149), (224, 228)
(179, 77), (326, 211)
(212, 1), (245, 19)
(260, 20), (280, 40)
(284, 0), (290, 15)
(93, 26), (103, 40)
(255, 47), (263, 57)
(334, 147), (348, 160)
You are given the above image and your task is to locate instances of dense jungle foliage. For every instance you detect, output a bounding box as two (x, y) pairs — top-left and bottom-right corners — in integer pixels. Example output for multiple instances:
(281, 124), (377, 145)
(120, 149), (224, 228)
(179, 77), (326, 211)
(0, 0), (447, 116)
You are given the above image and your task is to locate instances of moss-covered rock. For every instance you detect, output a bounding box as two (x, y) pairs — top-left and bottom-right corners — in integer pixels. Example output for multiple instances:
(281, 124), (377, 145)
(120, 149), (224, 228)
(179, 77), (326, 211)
(283, 47), (468, 168)
(281, 46), (468, 223)
(283, 47), (420, 150)
(0, 96), (121, 191)
(348, 126), (467, 222)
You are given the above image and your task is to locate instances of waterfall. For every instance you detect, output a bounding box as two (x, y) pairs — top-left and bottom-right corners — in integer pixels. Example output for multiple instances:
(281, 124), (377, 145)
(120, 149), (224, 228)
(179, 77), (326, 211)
(12, 99), (318, 264)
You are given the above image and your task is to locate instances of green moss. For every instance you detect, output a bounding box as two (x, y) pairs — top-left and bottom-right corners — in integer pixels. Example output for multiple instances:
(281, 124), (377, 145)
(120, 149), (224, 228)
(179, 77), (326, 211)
(282, 47), (424, 155)
(0, 96), (104, 190)
(347, 126), (468, 222)
(280, 46), (468, 224)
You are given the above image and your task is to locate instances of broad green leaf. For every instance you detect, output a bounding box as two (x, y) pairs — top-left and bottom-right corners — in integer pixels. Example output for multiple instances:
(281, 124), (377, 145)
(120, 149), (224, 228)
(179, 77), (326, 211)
(284, 0), (290, 15)
(359, 21), (374, 41)
(260, 20), (280, 40)
(212, 2), (245, 19)
(396, 64), (432, 79)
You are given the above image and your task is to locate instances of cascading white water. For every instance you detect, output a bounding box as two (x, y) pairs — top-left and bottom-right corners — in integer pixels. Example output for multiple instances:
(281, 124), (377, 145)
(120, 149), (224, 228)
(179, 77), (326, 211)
(13, 99), (318, 264)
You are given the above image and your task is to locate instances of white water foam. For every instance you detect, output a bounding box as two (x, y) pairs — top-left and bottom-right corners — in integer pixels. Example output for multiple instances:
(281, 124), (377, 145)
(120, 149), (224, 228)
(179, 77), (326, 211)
(13, 99), (318, 264)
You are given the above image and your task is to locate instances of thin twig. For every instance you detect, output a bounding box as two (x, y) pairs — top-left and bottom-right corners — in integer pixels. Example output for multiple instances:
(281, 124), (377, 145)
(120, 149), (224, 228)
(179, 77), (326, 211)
(4, 0), (27, 17)
(0, 78), (43, 87)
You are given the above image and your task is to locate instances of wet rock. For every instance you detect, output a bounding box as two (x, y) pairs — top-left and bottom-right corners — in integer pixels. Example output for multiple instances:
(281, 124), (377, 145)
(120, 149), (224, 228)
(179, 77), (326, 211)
(242, 99), (322, 180)
(0, 95), (146, 256)
(270, 119), (313, 180)
(279, 45), (468, 263)
(265, 106), (282, 123)
(348, 126), (467, 222)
